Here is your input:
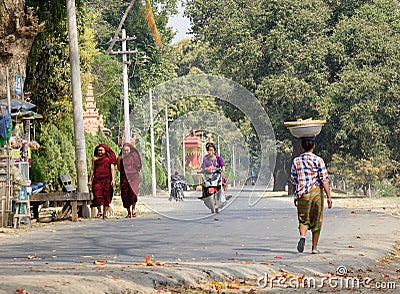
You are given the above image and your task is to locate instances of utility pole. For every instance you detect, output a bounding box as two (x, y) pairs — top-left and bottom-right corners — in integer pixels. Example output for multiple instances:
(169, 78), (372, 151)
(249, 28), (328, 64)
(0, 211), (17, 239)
(149, 88), (156, 197)
(182, 124), (186, 178)
(165, 106), (171, 196)
(232, 144), (236, 187)
(217, 135), (220, 155)
(109, 29), (137, 144)
(66, 1), (88, 200)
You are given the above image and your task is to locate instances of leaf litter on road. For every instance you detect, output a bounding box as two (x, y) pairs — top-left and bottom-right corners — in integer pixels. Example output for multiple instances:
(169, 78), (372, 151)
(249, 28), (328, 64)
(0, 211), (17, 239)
(142, 255), (165, 266)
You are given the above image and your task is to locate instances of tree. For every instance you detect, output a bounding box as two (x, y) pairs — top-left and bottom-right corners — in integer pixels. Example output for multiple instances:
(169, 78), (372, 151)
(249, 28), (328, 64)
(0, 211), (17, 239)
(171, 39), (211, 77)
(327, 0), (400, 164)
(31, 117), (118, 192)
(0, 1), (42, 99)
(186, 0), (332, 190)
(24, 0), (90, 121)
(84, 0), (181, 191)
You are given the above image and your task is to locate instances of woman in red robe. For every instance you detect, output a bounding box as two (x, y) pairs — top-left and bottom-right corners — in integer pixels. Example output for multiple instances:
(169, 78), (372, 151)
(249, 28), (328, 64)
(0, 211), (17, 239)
(88, 144), (117, 219)
(117, 142), (142, 218)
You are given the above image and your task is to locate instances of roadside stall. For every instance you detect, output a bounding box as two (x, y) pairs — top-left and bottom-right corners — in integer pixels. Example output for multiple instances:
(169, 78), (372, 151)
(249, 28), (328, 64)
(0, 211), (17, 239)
(0, 98), (40, 227)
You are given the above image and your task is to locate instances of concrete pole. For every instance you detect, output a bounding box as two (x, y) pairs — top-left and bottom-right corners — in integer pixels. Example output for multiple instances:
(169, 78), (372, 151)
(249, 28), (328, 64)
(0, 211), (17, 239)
(149, 89), (156, 196)
(217, 135), (220, 155)
(165, 106), (171, 196)
(232, 144), (236, 187)
(182, 124), (186, 177)
(66, 1), (89, 197)
(122, 29), (131, 144)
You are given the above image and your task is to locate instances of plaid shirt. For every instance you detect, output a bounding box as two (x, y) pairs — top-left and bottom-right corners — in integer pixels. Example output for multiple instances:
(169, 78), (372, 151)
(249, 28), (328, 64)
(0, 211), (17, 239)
(290, 152), (329, 199)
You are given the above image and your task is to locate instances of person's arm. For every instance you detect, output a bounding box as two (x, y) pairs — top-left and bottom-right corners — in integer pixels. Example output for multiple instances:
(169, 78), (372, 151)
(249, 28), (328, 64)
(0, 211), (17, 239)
(217, 156), (226, 172)
(200, 158), (207, 171)
(116, 155), (122, 171)
(292, 184), (298, 206)
(111, 164), (116, 187)
(318, 158), (332, 209)
(290, 160), (298, 206)
(134, 152), (142, 171)
(88, 157), (95, 187)
(322, 181), (332, 209)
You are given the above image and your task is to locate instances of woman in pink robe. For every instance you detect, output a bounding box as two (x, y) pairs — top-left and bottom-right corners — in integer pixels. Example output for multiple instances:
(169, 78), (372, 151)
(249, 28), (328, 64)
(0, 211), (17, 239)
(117, 143), (142, 218)
(88, 144), (117, 219)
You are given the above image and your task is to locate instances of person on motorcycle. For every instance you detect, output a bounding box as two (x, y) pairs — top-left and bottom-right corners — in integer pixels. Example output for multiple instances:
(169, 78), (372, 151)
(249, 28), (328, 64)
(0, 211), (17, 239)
(171, 171), (181, 182)
(170, 171), (184, 201)
(200, 142), (231, 200)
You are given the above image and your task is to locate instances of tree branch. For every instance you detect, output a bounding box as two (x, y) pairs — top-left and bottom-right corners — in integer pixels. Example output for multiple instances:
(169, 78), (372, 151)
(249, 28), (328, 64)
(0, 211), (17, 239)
(107, 0), (137, 53)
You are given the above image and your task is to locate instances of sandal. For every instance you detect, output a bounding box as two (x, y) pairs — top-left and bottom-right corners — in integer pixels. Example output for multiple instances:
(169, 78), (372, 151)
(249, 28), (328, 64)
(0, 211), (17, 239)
(297, 237), (306, 253)
(125, 214), (132, 218)
(132, 211), (137, 218)
(95, 213), (103, 218)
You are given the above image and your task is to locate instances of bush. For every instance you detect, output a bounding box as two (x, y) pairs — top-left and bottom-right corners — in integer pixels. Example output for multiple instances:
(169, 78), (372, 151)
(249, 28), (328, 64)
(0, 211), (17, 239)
(31, 118), (119, 192)
(375, 182), (398, 198)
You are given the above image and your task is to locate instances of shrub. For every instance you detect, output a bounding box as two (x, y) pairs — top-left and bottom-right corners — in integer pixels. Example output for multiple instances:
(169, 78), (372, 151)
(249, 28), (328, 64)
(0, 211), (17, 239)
(375, 182), (398, 198)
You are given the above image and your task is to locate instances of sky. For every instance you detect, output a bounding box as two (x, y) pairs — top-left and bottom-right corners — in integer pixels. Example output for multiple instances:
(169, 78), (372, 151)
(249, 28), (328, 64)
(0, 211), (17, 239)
(167, 1), (193, 44)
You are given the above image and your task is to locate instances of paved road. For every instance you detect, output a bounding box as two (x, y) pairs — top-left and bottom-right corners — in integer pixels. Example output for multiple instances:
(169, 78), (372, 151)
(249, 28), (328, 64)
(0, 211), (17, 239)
(0, 189), (399, 292)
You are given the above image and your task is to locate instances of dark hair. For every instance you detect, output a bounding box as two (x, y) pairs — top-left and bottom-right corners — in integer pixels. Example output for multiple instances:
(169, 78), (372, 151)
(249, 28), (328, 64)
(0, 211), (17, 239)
(94, 145), (104, 156)
(206, 142), (215, 151)
(301, 139), (315, 152)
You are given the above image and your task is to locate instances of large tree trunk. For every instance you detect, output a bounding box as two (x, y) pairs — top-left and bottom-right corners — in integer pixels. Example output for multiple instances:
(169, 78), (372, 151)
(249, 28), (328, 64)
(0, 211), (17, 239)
(287, 138), (302, 195)
(273, 139), (303, 193)
(0, 0), (42, 99)
(273, 154), (289, 191)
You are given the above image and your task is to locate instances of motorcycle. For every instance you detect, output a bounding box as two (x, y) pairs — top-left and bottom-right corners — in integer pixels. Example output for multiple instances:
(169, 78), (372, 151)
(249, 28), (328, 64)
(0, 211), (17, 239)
(169, 179), (185, 201)
(198, 168), (227, 213)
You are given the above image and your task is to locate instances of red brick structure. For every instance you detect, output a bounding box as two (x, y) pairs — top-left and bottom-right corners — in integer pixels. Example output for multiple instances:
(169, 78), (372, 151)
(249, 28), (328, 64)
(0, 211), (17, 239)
(83, 83), (104, 135)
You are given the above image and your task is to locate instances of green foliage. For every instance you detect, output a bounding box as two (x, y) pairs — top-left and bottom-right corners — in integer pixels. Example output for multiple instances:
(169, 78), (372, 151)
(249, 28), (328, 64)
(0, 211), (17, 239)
(329, 153), (397, 195)
(185, 0), (400, 190)
(25, 0), (88, 122)
(83, 0), (180, 145)
(30, 119), (77, 191)
(133, 131), (166, 194)
(155, 159), (167, 188)
(25, 0), (182, 194)
(171, 39), (211, 76)
(24, 0), (400, 194)
(186, 0), (333, 152)
(26, 30), (72, 121)
(90, 52), (123, 139)
(30, 117), (119, 192)
(139, 155), (152, 195)
(327, 1), (400, 162)
(375, 181), (398, 198)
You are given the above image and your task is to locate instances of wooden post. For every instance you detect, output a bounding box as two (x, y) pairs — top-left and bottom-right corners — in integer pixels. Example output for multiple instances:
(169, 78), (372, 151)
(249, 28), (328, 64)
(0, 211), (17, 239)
(71, 201), (78, 222)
